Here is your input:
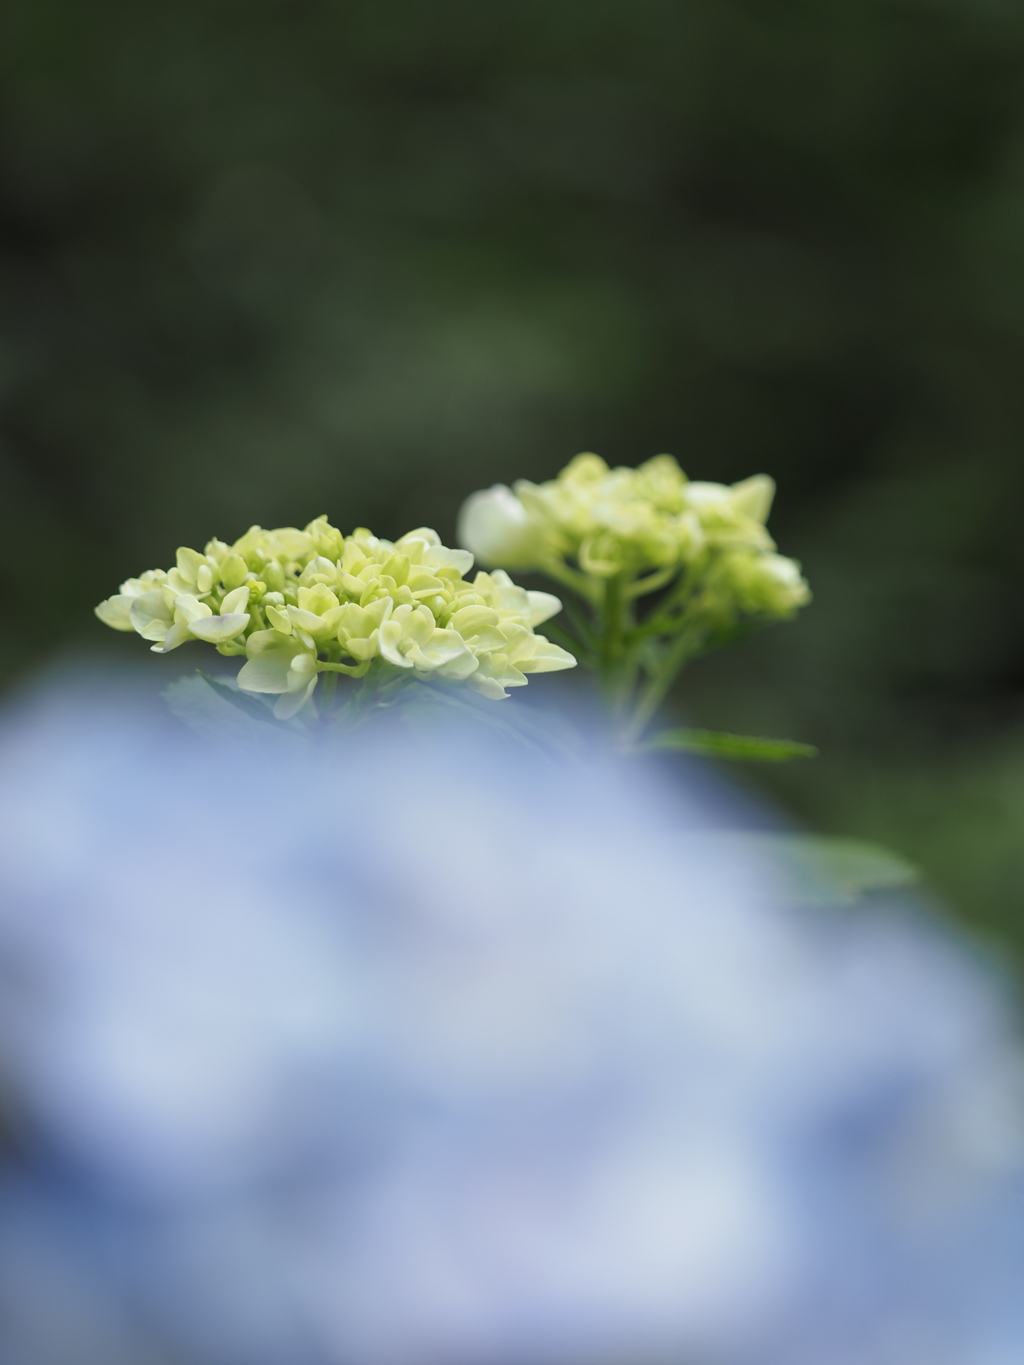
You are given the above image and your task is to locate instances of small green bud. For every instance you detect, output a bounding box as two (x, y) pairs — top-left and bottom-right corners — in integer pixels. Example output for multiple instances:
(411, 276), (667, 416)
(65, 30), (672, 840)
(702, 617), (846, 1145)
(262, 562), (285, 593)
(219, 554), (249, 591)
(382, 553), (410, 587)
(304, 515), (345, 561)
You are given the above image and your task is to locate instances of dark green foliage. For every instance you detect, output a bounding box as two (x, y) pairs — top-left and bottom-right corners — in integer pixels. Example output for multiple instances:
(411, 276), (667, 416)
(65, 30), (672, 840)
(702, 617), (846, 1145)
(2, 0), (1024, 951)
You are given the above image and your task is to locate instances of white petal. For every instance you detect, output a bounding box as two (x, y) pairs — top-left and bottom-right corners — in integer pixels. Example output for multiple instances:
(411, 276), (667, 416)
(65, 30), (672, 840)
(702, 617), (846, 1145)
(173, 594), (211, 625)
(265, 606), (292, 634)
(220, 586), (251, 615)
(526, 591), (562, 626)
(130, 590), (172, 639)
(467, 674), (509, 700)
(408, 630), (471, 672)
(237, 654), (291, 694)
(273, 676), (318, 719)
(286, 653), (318, 689)
(378, 621), (413, 669)
(189, 613), (250, 643)
(94, 595), (135, 631)
(287, 607), (327, 633)
(434, 650), (479, 681)
(449, 606), (499, 635)
(425, 545), (475, 574)
(463, 626), (507, 652)
(516, 637), (577, 673)
(150, 620), (193, 653)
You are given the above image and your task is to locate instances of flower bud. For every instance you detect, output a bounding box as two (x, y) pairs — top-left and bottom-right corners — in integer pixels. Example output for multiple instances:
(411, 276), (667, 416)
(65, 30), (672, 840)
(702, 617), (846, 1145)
(729, 474), (775, 524)
(720, 551), (811, 619)
(457, 485), (545, 569)
(219, 554), (249, 591)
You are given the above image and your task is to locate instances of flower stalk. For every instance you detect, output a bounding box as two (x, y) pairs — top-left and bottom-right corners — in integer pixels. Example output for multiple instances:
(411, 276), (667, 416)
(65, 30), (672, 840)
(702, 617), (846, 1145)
(458, 453), (811, 745)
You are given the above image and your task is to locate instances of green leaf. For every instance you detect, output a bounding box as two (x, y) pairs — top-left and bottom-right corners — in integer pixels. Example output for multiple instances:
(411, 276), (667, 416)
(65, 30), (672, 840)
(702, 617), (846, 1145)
(641, 728), (818, 762)
(695, 832), (920, 906)
(758, 832), (921, 905)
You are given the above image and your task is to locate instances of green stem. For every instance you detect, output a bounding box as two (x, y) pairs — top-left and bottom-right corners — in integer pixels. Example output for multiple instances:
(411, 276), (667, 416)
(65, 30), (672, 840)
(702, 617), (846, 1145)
(601, 574), (624, 675)
(562, 598), (600, 653)
(317, 659), (372, 677)
(539, 558), (601, 605)
(625, 564), (677, 599)
(621, 625), (707, 744)
(600, 572), (643, 717)
(631, 574), (697, 640)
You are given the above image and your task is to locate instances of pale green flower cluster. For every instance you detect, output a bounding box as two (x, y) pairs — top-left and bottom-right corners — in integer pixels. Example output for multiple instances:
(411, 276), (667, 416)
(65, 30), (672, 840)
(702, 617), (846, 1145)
(96, 518), (575, 717)
(458, 453), (809, 619)
(457, 452), (811, 742)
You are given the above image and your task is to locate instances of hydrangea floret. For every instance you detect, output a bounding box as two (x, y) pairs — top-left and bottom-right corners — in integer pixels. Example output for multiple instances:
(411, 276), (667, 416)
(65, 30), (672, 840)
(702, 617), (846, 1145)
(96, 519), (575, 718)
(458, 454), (810, 743)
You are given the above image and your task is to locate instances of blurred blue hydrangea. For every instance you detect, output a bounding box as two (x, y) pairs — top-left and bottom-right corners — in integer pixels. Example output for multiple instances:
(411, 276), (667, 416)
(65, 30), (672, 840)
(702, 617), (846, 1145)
(0, 681), (1021, 1365)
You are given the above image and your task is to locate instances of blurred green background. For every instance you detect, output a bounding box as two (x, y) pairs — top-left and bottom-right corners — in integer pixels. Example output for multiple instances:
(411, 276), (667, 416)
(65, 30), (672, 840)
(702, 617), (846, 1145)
(2, 0), (1024, 954)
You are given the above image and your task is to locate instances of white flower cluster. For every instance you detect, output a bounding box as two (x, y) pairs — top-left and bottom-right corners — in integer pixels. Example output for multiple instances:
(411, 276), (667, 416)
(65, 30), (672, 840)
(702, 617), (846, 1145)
(96, 518), (575, 716)
(458, 453), (810, 619)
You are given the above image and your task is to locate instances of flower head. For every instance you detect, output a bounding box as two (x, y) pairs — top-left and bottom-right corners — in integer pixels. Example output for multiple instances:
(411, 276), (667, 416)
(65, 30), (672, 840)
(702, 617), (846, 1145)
(458, 453), (809, 622)
(96, 520), (576, 714)
(514, 453), (694, 575)
(457, 454), (810, 742)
